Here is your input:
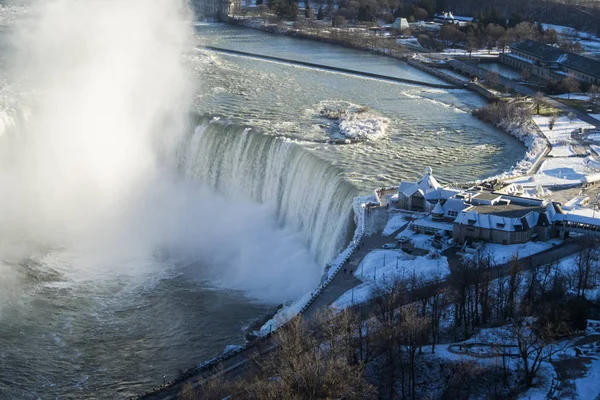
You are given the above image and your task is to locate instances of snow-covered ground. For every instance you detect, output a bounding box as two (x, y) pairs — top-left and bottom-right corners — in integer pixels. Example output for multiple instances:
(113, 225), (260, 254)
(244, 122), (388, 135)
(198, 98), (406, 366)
(503, 114), (600, 186)
(396, 228), (437, 250)
(532, 115), (594, 157)
(572, 355), (600, 399)
(382, 212), (408, 236)
(587, 133), (600, 141)
(332, 249), (449, 309)
(396, 37), (424, 50)
(590, 114), (600, 122)
(441, 48), (500, 58)
(507, 157), (595, 188)
(541, 23), (598, 40)
(478, 240), (561, 265)
(552, 93), (591, 101)
(355, 249), (448, 283)
(539, 23), (600, 54)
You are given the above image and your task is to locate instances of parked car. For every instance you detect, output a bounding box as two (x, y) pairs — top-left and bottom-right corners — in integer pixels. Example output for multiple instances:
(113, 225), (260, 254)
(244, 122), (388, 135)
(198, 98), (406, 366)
(397, 237), (409, 244)
(382, 243), (397, 249)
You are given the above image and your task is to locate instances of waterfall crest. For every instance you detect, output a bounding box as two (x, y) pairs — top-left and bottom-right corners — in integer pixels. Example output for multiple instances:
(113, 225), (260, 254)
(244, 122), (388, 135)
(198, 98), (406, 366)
(172, 118), (357, 267)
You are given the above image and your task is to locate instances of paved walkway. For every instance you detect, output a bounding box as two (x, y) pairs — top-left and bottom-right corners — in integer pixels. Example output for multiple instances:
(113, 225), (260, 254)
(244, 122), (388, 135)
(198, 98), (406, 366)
(303, 206), (395, 320)
(138, 211), (586, 400)
(449, 59), (600, 129)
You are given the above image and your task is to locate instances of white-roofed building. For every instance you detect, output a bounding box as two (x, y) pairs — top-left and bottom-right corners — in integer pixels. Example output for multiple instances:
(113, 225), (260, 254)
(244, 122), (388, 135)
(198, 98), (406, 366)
(393, 165), (600, 244)
(554, 208), (600, 237)
(398, 167), (458, 212)
(453, 201), (556, 244)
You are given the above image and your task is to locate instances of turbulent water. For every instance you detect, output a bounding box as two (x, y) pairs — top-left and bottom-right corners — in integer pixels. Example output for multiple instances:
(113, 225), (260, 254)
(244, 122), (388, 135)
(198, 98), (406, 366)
(191, 24), (526, 189)
(174, 119), (356, 266)
(0, 4), (527, 399)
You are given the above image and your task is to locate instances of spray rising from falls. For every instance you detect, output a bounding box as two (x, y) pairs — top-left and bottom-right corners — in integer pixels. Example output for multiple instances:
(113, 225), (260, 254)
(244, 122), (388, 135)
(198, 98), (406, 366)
(171, 118), (358, 268)
(0, 0), (356, 307)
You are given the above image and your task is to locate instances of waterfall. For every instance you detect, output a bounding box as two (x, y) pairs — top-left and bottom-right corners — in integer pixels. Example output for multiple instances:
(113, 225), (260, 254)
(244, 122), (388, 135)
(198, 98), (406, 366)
(170, 118), (357, 268)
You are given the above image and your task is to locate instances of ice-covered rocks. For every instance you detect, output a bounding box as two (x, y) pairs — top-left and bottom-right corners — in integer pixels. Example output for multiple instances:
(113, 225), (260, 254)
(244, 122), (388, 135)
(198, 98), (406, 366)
(317, 100), (389, 141)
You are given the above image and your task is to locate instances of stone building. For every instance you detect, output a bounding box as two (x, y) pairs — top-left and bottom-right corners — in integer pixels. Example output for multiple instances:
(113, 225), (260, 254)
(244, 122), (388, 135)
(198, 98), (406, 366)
(452, 200), (556, 245)
(500, 40), (600, 85)
(396, 167), (561, 245)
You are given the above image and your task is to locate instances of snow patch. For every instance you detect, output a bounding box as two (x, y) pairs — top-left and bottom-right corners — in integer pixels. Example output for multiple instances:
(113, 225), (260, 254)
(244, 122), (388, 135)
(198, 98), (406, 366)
(316, 100), (389, 141)
(479, 240), (560, 265)
(382, 213), (408, 236)
(332, 249), (449, 309)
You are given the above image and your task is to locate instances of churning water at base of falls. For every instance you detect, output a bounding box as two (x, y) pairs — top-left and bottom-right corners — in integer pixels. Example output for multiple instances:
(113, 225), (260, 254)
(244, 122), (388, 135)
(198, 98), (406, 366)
(175, 119), (356, 266)
(0, 17), (529, 400)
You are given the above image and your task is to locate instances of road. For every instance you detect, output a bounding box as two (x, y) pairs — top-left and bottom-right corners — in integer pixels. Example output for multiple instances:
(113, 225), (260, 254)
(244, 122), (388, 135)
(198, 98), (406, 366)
(136, 206), (585, 400)
(448, 59), (600, 129)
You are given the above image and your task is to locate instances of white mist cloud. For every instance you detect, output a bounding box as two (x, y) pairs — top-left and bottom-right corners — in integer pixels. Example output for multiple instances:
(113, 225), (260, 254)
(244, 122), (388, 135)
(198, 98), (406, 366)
(3, 0), (192, 238)
(0, 0), (320, 306)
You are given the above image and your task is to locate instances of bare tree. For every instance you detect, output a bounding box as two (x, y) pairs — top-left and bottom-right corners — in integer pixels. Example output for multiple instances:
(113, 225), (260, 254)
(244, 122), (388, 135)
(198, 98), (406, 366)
(465, 32), (477, 58)
(511, 315), (570, 388)
(533, 91), (545, 115)
(485, 71), (500, 86)
(504, 256), (522, 321)
(559, 76), (581, 99)
(178, 382), (195, 400)
(372, 278), (408, 399)
(236, 315), (377, 399)
(589, 84), (600, 112)
(445, 359), (485, 399)
(549, 115), (557, 130)
(573, 237), (600, 299)
(398, 303), (429, 400)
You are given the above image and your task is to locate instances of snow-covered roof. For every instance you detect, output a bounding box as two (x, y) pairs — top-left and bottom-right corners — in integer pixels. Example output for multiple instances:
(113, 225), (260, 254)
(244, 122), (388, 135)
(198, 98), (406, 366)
(413, 217), (454, 231)
(399, 181), (420, 197)
(454, 204), (549, 231)
(426, 187), (462, 202)
(555, 208), (600, 227)
(432, 201), (444, 215)
(399, 166), (443, 198)
(443, 197), (467, 216)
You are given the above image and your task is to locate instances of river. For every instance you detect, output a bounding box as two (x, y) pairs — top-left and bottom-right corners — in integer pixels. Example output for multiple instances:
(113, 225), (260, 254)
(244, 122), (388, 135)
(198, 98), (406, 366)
(0, 10), (525, 399)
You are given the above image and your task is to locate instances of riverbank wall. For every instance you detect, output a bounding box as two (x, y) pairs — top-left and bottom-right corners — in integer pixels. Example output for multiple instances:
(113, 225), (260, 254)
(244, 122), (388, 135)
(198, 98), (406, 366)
(407, 58), (467, 87)
(227, 16), (411, 60)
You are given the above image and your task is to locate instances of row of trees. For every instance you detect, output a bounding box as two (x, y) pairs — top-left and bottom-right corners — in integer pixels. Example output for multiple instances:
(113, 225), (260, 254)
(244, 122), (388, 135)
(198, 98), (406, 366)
(443, 0), (600, 36)
(180, 238), (600, 399)
(432, 19), (583, 55)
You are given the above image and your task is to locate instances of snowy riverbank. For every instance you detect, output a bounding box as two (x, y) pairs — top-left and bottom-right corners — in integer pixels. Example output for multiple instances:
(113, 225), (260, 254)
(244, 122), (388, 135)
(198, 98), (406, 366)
(258, 194), (374, 335)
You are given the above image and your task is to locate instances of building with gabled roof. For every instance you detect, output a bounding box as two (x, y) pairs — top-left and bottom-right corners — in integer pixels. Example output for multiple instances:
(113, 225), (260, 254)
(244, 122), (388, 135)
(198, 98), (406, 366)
(398, 167), (461, 212)
(393, 166), (600, 244)
(500, 39), (600, 85)
(453, 200), (556, 244)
